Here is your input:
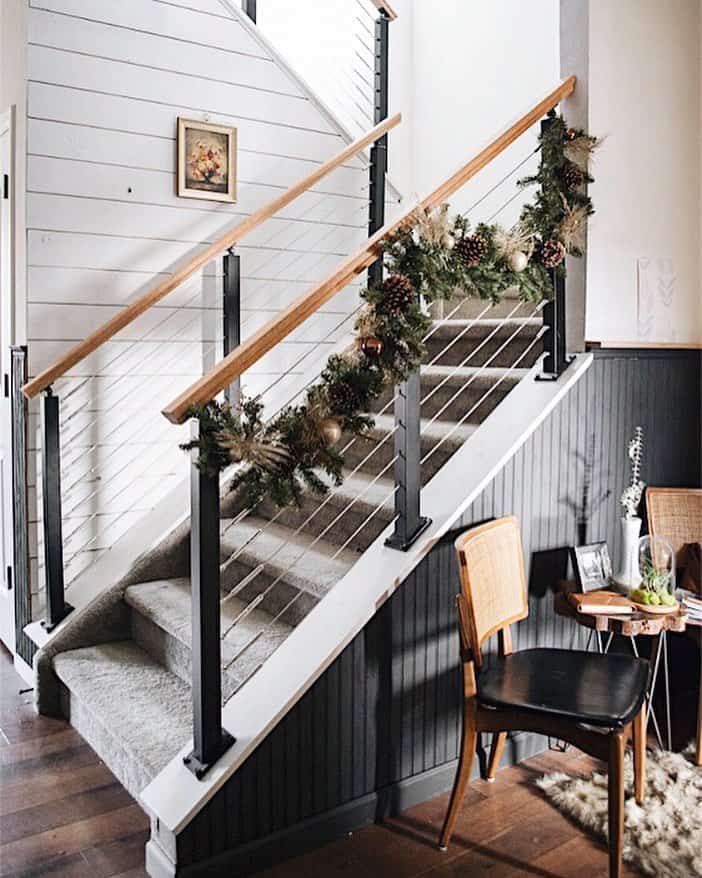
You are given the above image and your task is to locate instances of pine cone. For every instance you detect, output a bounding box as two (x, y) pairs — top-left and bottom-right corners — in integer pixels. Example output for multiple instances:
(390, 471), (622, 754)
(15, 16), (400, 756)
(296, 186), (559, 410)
(540, 238), (566, 269)
(563, 164), (584, 191)
(455, 233), (487, 267)
(378, 274), (415, 318)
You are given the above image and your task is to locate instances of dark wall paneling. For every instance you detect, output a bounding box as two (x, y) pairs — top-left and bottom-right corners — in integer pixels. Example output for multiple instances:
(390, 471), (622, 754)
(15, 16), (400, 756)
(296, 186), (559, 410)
(177, 350), (701, 875)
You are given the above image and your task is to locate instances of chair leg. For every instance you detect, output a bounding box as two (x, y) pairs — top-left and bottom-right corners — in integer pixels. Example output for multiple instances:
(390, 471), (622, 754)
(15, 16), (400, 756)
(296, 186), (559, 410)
(696, 684), (701, 767)
(438, 705), (478, 850)
(486, 731), (507, 781)
(607, 730), (626, 878)
(633, 704), (646, 805)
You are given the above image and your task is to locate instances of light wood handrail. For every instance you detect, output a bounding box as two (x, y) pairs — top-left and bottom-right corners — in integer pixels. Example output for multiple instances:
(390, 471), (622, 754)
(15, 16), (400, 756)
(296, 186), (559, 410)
(21, 114), (402, 400)
(163, 76), (576, 425)
(369, 0), (398, 21)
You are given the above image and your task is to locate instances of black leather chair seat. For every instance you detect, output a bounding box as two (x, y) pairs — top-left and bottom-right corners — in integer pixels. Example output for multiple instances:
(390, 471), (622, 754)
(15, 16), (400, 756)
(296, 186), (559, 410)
(477, 648), (650, 727)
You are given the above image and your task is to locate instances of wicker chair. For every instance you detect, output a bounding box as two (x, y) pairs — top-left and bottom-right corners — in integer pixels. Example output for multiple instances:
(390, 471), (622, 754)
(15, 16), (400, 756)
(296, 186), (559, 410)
(439, 516), (650, 878)
(646, 487), (702, 573)
(646, 487), (702, 766)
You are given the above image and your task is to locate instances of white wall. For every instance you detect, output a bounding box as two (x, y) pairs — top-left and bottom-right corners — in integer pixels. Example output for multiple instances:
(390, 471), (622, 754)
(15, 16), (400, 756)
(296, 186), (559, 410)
(409, 0), (560, 224)
(586, 0), (702, 345)
(23, 0), (368, 593)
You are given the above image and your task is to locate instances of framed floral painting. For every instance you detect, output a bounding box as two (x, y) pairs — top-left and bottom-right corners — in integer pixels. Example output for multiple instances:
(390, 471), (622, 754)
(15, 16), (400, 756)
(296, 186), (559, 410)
(177, 118), (237, 203)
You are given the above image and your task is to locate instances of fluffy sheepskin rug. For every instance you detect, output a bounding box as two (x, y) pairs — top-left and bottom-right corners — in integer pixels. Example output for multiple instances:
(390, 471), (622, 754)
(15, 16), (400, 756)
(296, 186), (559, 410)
(537, 746), (702, 877)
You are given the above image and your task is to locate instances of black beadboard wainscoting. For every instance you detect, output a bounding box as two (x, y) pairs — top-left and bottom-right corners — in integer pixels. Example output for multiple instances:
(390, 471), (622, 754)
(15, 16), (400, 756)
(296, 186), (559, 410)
(176, 349), (701, 876)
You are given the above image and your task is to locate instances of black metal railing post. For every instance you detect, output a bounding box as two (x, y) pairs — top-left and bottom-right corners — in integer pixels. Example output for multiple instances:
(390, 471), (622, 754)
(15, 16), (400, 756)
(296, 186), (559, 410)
(539, 115), (570, 380)
(540, 268), (569, 378)
(184, 421), (234, 779)
(385, 368), (431, 551)
(242, 0), (256, 23)
(367, 10), (389, 288)
(40, 387), (72, 630)
(368, 11), (430, 550)
(223, 248), (241, 406)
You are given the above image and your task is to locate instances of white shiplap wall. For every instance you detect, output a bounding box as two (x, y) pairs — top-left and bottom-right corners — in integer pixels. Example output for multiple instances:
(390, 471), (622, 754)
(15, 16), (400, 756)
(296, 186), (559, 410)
(25, 0), (371, 599)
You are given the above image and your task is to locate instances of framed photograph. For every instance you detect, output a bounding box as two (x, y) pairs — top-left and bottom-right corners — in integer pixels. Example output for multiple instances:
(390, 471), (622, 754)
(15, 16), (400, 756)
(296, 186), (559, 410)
(177, 118), (237, 203)
(571, 542), (613, 593)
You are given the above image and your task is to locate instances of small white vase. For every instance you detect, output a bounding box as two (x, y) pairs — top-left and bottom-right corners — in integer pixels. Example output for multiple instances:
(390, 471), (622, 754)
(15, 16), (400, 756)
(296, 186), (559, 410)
(613, 516), (642, 593)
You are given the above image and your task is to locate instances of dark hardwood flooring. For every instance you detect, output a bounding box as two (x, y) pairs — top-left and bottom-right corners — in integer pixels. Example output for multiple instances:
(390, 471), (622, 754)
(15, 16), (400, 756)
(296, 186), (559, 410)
(0, 647), (641, 877)
(0, 647), (149, 878)
(260, 747), (641, 878)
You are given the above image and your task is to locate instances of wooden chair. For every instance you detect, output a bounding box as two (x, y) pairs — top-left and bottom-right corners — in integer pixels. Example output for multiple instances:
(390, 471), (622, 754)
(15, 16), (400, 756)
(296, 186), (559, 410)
(646, 487), (702, 574)
(438, 517), (650, 878)
(646, 487), (702, 766)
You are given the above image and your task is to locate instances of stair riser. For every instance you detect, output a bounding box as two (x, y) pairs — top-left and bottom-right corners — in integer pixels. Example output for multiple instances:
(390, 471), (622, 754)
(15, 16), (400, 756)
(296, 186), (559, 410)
(220, 557), (318, 627)
(371, 377), (516, 424)
(428, 297), (535, 320)
(341, 431), (456, 485)
(255, 496), (392, 554)
(131, 609), (240, 702)
(424, 333), (543, 368)
(58, 685), (153, 800)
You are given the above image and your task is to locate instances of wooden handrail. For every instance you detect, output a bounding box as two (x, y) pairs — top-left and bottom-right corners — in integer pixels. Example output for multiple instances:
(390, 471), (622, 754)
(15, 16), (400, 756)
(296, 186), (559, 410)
(369, 0), (398, 21)
(21, 114), (402, 400)
(162, 76), (576, 425)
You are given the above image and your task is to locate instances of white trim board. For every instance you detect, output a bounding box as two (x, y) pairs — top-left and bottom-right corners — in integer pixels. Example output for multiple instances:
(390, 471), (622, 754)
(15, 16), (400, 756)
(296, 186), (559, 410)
(141, 352), (594, 835)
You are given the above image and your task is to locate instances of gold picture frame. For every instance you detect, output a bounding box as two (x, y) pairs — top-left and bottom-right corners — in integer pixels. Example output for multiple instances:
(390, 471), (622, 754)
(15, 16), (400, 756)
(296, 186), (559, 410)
(177, 117), (237, 203)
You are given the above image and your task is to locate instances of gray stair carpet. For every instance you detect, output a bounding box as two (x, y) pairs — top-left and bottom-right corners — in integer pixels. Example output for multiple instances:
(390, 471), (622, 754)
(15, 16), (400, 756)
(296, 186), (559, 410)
(53, 641), (192, 799)
(39, 307), (542, 801)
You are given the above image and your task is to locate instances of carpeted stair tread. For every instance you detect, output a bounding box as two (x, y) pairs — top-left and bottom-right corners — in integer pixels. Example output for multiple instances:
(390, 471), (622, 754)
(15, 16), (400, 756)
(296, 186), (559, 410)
(53, 641), (191, 785)
(370, 413), (478, 445)
(125, 579), (291, 695)
(252, 469), (395, 555)
(428, 317), (543, 336)
(219, 517), (357, 598)
(420, 364), (529, 383)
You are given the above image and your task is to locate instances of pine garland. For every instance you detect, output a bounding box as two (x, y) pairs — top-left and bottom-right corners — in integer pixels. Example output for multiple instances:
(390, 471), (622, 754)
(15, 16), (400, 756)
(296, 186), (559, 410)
(185, 113), (598, 509)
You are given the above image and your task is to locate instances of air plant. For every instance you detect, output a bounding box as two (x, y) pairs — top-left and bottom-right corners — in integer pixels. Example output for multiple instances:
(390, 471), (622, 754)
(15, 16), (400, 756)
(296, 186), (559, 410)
(620, 426), (645, 519)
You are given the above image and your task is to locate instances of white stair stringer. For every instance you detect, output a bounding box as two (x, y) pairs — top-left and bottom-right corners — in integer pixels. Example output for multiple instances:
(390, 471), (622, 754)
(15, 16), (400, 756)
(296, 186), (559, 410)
(141, 353), (594, 852)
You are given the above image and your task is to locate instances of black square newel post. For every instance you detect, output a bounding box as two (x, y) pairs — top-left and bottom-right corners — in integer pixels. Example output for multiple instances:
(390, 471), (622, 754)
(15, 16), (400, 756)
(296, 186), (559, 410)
(222, 247), (241, 406)
(242, 0), (256, 23)
(538, 115), (571, 381)
(367, 9), (389, 289)
(41, 387), (72, 630)
(385, 368), (431, 551)
(184, 421), (234, 779)
(539, 267), (569, 379)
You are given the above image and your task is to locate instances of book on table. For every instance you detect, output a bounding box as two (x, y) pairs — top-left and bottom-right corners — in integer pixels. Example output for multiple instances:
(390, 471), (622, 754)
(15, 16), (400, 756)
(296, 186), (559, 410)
(567, 590), (634, 615)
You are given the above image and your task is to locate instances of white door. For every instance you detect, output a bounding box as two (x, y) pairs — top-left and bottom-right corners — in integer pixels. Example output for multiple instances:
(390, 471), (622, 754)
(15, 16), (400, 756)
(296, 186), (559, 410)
(0, 112), (15, 653)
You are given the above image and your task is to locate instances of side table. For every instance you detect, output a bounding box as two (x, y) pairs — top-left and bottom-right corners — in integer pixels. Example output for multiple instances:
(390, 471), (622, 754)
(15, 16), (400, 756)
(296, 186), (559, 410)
(554, 589), (688, 751)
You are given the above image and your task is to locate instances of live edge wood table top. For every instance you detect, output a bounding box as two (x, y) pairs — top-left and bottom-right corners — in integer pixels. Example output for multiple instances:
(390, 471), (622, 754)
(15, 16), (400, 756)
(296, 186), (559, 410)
(553, 586), (690, 637)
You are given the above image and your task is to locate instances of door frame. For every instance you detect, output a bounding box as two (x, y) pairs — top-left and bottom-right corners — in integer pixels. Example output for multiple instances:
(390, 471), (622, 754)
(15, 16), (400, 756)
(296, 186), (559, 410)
(0, 107), (16, 654)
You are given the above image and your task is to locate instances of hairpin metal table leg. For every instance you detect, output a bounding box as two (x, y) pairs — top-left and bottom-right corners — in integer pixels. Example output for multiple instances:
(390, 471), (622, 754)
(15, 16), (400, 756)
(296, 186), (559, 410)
(662, 631), (672, 751)
(629, 634), (664, 749)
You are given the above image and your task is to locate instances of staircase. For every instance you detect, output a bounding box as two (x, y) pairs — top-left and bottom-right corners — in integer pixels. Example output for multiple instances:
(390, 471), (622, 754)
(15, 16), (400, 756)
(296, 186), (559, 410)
(47, 295), (544, 800)
(18, 14), (589, 864)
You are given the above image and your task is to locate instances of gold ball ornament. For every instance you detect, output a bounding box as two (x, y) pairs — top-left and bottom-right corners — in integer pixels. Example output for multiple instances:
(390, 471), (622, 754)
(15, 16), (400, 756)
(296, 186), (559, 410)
(508, 251), (529, 273)
(566, 127), (578, 141)
(319, 417), (342, 445)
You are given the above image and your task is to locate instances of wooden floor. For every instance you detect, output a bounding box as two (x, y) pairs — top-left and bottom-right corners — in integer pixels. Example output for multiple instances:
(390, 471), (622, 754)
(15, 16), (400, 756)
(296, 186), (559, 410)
(0, 647), (640, 878)
(0, 647), (149, 878)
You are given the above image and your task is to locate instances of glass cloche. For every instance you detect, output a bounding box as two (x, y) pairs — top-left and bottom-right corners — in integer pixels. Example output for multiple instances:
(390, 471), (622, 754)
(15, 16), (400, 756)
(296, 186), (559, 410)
(631, 535), (676, 608)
